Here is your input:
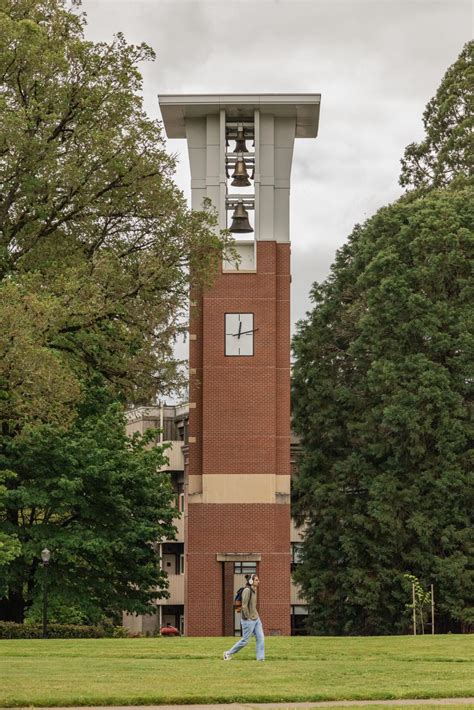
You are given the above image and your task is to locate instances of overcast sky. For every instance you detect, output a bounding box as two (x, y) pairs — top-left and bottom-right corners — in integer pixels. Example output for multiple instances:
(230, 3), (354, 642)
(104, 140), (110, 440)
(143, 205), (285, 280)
(81, 0), (471, 337)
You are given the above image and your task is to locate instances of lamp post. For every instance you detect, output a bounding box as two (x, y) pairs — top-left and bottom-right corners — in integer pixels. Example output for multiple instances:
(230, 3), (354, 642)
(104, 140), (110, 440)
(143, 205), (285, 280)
(41, 548), (50, 639)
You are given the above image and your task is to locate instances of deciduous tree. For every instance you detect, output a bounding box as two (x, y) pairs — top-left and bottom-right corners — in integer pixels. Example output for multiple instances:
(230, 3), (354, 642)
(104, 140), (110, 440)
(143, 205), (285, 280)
(0, 0), (229, 621)
(0, 386), (176, 622)
(0, 0), (229, 429)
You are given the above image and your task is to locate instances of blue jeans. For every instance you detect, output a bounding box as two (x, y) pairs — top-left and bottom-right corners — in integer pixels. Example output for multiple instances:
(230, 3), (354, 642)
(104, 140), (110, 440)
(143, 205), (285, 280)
(226, 618), (265, 660)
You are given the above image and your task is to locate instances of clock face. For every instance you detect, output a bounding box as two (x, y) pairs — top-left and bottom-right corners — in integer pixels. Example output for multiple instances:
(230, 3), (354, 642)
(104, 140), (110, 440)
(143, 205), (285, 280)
(225, 313), (254, 356)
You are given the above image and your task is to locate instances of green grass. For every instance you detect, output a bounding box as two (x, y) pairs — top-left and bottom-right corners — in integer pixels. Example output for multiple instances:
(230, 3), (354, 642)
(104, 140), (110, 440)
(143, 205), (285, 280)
(0, 635), (472, 706)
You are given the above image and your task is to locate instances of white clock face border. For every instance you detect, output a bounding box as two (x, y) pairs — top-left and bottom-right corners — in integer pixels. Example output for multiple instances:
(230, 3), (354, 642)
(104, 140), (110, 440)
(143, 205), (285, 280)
(225, 313), (254, 356)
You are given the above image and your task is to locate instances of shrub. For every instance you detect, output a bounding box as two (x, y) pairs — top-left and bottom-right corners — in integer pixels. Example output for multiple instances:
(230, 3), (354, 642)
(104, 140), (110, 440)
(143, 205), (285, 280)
(111, 625), (130, 638)
(0, 621), (129, 639)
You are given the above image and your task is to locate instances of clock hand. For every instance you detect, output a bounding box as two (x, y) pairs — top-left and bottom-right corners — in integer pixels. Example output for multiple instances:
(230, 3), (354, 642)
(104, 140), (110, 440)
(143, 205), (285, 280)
(230, 327), (258, 337)
(237, 321), (242, 339)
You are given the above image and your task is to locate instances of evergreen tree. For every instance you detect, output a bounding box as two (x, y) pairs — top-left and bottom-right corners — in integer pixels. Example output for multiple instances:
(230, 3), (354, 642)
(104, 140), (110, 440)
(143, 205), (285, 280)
(292, 187), (473, 634)
(292, 43), (474, 634)
(400, 41), (473, 190)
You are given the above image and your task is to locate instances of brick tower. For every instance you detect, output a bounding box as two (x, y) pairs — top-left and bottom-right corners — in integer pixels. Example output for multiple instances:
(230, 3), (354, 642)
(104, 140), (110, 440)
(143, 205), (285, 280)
(159, 95), (320, 636)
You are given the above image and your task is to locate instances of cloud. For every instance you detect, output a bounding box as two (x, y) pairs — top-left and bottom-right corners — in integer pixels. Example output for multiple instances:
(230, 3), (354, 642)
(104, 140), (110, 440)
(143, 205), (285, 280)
(82, 0), (471, 334)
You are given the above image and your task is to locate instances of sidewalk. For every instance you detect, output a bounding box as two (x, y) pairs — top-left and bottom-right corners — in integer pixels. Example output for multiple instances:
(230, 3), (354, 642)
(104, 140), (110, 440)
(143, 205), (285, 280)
(11, 700), (474, 710)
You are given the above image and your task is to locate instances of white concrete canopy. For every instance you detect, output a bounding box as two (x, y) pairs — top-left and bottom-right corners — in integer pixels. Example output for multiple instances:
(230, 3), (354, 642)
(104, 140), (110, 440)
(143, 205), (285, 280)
(158, 93), (321, 251)
(159, 93), (321, 139)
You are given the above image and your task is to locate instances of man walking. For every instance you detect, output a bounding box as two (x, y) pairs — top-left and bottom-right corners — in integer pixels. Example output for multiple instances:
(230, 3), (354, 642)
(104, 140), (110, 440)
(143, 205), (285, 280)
(223, 574), (265, 661)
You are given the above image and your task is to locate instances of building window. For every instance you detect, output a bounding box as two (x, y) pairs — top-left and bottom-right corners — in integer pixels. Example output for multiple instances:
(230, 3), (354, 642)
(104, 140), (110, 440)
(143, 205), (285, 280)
(291, 542), (304, 572)
(291, 543), (303, 564)
(234, 561), (257, 574)
(157, 417), (178, 442)
(291, 605), (309, 636)
(179, 554), (185, 575)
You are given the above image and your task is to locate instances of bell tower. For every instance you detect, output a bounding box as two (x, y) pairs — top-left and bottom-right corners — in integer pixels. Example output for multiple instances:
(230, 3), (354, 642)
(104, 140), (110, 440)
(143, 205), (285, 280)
(159, 95), (320, 636)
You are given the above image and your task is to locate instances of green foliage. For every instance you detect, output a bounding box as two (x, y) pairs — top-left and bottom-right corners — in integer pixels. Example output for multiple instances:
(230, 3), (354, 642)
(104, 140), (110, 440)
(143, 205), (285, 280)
(0, 0), (228, 628)
(0, 385), (177, 621)
(403, 573), (432, 635)
(292, 44), (473, 636)
(0, 0), (230, 428)
(292, 186), (474, 635)
(400, 41), (473, 190)
(0, 530), (20, 573)
(24, 593), (103, 625)
(0, 620), (128, 638)
(0, 473), (21, 582)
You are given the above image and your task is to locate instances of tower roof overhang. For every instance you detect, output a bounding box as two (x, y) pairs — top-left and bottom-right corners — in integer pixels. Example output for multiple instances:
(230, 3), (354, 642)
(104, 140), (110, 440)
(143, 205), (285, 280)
(158, 93), (321, 139)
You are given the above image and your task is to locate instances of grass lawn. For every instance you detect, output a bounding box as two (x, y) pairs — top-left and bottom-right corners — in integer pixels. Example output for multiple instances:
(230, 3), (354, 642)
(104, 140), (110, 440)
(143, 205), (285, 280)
(0, 635), (472, 707)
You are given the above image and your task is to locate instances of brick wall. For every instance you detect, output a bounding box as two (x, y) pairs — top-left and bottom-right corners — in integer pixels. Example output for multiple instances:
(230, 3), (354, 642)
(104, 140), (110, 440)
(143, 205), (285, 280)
(187, 240), (291, 636)
(186, 504), (291, 636)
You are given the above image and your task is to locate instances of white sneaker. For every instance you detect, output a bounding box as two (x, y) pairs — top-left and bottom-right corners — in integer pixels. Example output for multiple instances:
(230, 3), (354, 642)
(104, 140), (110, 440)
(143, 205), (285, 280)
(223, 651), (232, 661)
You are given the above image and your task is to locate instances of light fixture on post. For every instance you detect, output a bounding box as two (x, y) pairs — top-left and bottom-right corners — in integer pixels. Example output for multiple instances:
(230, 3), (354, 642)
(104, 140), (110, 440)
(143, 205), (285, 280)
(231, 156), (251, 187)
(41, 548), (50, 639)
(229, 201), (253, 233)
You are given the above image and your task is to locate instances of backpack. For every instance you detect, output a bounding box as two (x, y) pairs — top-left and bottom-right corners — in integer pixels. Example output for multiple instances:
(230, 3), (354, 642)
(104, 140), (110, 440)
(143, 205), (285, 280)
(234, 585), (251, 613)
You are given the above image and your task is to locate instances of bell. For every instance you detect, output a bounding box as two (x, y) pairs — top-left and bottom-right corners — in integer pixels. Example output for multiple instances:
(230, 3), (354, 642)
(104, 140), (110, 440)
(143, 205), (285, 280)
(234, 126), (248, 153)
(229, 201), (253, 233)
(231, 156), (251, 187)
